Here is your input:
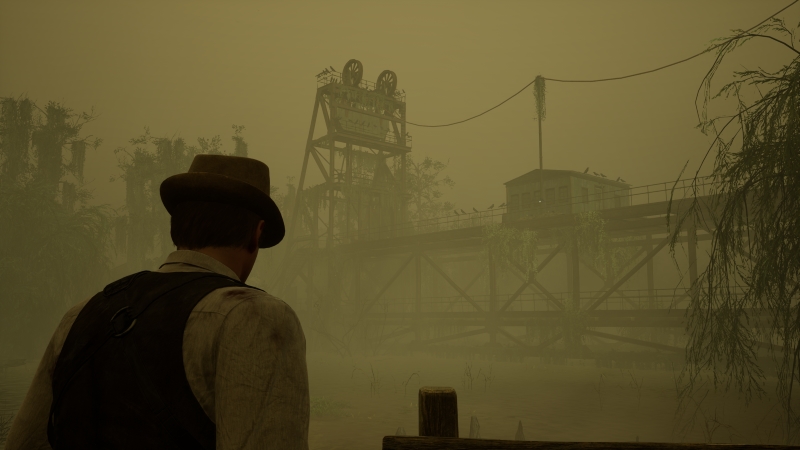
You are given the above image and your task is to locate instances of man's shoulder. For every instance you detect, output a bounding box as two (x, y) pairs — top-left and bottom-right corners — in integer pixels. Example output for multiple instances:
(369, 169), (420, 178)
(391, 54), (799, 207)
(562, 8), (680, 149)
(211, 284), (280, 304)
(200, 284), (297, 319)
(62, 296), (93, 326)
(48, 296), (94, 363)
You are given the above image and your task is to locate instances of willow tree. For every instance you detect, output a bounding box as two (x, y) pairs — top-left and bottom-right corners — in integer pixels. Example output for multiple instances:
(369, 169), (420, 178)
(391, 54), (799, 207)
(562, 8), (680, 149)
(0, 97), (112, 358)
(671, 19), (800, 443)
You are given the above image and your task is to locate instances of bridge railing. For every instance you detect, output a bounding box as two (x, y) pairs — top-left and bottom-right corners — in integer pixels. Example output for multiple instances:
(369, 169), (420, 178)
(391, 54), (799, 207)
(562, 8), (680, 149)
(331, 176), (716, 243)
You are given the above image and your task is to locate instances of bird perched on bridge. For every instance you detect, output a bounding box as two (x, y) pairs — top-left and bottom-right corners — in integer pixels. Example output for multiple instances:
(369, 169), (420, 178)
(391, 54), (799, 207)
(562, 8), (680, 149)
(600, 173), (607, 178)
(472, 207), (479, 213)
(454, 210), (460, 215)
(619, 178), (626, 183)
(488, 204), (494, 209)
(499, 203), (506, 207)
(583, 167), (589, 174)
(616, 177), (621, 182)
(593, 172), (599, 176)
(460, 209), (467, 215)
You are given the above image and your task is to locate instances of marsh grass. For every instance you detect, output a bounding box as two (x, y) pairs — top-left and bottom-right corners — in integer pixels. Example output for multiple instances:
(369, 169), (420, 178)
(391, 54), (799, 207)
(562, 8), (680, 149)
(461, 362), (496, 393)
(481, 365), (495, 392)
(401, 371), (420, 396)
(627, 370), (644, 410)
(462, 362), (478, 391)
(351, 363), (383, 397)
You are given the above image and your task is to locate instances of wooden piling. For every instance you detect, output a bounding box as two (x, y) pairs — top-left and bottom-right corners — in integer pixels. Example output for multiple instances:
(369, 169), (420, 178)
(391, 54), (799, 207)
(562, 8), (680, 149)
(515, 420), (525, 441)
(418, 386), (458, 438)
(469, 416), (480, 439)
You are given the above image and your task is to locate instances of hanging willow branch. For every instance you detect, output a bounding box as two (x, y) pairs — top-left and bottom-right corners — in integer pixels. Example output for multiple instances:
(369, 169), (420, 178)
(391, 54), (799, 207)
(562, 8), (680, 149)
(533, 75), (546, 121)
(669, 18), (800, 444)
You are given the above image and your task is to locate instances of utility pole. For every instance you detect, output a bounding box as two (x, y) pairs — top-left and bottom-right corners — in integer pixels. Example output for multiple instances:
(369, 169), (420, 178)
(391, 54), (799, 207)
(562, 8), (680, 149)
(538, 105), (543, 207)
(534, 76), (546, 209)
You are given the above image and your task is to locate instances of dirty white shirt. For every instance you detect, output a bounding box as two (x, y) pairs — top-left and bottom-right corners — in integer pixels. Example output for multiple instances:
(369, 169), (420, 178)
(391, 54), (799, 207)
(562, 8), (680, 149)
(5, 250), (310, 450)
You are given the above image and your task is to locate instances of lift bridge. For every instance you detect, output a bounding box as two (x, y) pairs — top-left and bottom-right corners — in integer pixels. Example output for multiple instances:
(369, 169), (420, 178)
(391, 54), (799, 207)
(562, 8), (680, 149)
(268, 60), (722, 361)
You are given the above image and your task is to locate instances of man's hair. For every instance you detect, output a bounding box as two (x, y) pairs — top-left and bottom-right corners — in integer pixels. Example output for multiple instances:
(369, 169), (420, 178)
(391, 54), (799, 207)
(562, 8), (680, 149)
(170, 201), (261, 249)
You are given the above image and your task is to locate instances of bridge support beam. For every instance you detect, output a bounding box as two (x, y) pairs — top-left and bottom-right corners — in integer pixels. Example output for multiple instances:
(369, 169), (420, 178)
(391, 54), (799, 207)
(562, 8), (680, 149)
(415, 250), (422, 342)
(647, 234), (655, 308)
(488, 249), (497, 344)
(571, 244), (580, 310)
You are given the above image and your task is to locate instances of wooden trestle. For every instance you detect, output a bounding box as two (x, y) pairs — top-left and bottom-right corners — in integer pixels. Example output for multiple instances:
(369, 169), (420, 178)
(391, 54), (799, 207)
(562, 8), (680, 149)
(275, 191), (722, 358)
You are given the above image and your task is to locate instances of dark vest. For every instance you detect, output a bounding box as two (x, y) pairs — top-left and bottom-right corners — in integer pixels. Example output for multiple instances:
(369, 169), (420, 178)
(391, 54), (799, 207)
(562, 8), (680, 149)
(48, 271), (258, 450)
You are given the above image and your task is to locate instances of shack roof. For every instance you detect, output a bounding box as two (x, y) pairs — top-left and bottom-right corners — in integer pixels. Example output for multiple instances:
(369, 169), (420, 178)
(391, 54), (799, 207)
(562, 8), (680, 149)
(504, 168), (630, 188)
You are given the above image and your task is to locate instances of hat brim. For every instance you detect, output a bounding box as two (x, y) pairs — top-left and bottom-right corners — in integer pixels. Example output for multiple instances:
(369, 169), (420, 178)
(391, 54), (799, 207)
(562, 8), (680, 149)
(160, 173), (285, 248)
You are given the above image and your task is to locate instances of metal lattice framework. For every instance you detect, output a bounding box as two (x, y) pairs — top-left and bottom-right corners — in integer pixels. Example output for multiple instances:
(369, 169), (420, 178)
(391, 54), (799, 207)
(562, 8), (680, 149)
(272, 60), (411, 299)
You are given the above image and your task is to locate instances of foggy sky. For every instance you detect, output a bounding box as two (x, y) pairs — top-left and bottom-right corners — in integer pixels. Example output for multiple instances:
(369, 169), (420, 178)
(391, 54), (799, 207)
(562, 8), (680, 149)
(0, 0), (793, 213)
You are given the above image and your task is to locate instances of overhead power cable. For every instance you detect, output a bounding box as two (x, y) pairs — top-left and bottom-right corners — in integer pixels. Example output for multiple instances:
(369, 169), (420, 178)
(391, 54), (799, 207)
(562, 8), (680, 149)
(406, 0), (799, 128)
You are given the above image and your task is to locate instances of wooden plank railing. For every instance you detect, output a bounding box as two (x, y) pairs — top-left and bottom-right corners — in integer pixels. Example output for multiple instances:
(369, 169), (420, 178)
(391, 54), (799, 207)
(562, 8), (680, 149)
(383, 438), (792, 450)
(382, 386), (792, 450)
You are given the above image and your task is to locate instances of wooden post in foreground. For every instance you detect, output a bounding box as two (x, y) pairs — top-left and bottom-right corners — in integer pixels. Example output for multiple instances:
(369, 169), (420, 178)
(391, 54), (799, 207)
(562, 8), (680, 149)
(419, 386), (458, 438)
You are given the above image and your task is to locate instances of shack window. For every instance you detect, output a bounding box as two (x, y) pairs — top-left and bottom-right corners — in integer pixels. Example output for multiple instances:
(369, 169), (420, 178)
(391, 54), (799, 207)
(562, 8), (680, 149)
(558, 186), (568, 203)
(581, 187), (589, 203)
(546, 188), (555, 204)
(510, 194), (519, 211)
(521, 192), (531, 209)
(533, 190), (541, 206)
(594, 187), (603, 206)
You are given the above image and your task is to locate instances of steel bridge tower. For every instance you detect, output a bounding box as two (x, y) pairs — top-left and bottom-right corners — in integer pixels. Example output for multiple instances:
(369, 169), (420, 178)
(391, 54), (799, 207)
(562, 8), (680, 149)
(272, 59), (411, 302)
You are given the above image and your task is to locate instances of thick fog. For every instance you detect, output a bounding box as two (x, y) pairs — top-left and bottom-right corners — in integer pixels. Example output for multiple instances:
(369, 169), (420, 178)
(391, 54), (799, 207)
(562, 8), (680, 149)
(1, 1), (787, 208)
(1, 1), (796, 448)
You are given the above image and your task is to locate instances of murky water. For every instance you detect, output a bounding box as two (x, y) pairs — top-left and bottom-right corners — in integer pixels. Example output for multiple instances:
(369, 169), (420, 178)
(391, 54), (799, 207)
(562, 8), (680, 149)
(0, 354), (785, 449)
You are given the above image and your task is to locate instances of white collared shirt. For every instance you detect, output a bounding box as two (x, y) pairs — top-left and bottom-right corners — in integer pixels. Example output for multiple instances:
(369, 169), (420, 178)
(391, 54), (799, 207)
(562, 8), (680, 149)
(6, 250), (310, 450)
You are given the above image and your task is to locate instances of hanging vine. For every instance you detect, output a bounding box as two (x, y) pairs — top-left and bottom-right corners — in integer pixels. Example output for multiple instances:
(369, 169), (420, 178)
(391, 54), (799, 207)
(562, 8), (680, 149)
(533, 75), (546, 121)
(482, 223), (538, 279)
(559, 211), (640, 279)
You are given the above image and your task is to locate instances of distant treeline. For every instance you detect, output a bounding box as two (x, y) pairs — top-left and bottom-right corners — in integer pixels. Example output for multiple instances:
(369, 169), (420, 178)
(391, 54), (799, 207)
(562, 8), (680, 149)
(0, 97), (110, 357)
(0, 97), (266, 357)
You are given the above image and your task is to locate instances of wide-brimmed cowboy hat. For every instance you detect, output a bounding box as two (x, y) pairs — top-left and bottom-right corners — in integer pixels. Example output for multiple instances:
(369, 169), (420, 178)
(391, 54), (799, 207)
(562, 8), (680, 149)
(160, 154), (284, 248)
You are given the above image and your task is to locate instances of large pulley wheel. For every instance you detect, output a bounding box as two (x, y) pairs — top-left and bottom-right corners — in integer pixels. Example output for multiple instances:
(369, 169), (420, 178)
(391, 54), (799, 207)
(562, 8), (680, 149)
(375, 70), (397, 96)
(342, 59), (363, 86)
